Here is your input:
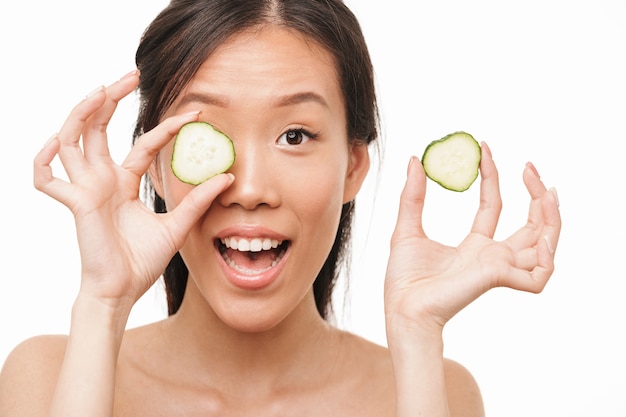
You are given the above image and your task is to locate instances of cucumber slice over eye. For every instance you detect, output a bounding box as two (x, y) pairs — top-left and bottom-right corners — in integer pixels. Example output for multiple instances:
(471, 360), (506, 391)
(421, 131), (481, 192)
(171, 121), (235, 185)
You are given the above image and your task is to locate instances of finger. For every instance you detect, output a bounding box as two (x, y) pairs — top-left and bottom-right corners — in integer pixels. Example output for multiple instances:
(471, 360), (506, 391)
(392, 156), (428, 241)
(523, 161), (548, 199)
(539, 187), (561, 254)
(34, 135), (61, 192)
(503, 191), (560, 293)
(121, 111), (201, 177)
(513, 247), (538, 271)
(55, 86), (108, 180)
(506, 236), (555, 294)
(531, 234), (557, 286)
(33, 136), (79, 208)
(507, 190), (560, 268)
(523, 163), (561, 244)
(470, 142), (502, 237)
(163, 173), (235, 245)
(82, 70), (140, 163)
(508, 164), (560, 252)
(504, 267), (551, 294)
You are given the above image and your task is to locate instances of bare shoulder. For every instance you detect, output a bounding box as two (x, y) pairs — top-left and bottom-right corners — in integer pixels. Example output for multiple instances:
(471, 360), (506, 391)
(0, 334), (68, 417)
(331, 331), (395, 416)
(336, 333), (485, 416)
(444, 358), (485, 417)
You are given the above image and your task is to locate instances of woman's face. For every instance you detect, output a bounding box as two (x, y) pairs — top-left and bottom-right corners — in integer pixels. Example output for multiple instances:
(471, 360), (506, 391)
(153, 25), (369, 332)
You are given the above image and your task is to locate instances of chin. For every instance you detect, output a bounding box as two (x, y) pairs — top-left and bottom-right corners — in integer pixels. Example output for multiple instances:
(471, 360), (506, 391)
(214, 302), (294, 334)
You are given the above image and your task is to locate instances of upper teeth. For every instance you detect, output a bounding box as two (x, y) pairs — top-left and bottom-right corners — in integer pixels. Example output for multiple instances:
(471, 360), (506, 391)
(220, 237), (282, 252)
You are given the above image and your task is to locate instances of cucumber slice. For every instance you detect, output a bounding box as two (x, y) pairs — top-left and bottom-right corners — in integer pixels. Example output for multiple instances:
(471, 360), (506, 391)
(171, 122), (235, 185)
(421, 131), (481, 192)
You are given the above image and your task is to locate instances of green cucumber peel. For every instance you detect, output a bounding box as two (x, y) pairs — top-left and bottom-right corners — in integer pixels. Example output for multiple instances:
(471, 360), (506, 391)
(421, 131), (481, 192)
(171, 121), (235, 185)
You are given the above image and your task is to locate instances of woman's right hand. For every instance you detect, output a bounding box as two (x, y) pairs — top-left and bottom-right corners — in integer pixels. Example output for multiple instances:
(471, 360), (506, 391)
(33, 70), (234, 312)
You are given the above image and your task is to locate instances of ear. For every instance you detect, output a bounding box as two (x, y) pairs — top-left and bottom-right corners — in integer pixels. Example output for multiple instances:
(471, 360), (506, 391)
(343, 142), (371, 204)
(147, 156), (166, 200)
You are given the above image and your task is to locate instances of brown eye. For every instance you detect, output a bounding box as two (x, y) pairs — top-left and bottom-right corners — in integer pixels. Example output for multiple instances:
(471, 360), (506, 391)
(285, 130), (304, 145)
(277, 128), (317, 146)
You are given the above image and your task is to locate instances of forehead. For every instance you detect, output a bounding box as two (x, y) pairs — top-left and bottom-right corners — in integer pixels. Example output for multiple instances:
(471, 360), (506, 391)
(176, 25), (344, 111)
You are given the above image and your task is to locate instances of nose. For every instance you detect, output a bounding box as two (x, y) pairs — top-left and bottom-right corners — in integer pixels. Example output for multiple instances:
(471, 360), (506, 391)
(217, 142), (281, 210)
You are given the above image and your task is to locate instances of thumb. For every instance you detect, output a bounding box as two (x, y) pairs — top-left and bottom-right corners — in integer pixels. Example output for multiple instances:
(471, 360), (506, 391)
(164, 173), (235, 244)
(393, 156), (428, 241)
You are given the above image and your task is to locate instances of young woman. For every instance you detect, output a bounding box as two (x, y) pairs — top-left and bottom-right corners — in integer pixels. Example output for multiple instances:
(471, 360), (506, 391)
(0, 1), (561, 416)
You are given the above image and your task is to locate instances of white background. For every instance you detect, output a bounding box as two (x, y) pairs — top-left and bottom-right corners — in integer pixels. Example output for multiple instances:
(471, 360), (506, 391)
(1, 1), (625, 416)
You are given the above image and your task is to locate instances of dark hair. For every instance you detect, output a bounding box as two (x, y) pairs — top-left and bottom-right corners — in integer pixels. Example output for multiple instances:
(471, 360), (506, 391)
(133, 0), (379, 319)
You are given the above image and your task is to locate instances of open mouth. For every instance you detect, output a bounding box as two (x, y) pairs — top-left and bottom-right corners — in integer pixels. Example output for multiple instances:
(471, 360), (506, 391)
(217, 237), (289, 276)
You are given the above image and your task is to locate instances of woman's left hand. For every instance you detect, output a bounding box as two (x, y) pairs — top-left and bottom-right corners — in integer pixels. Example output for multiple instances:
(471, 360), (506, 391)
(384, 142), (561, 335)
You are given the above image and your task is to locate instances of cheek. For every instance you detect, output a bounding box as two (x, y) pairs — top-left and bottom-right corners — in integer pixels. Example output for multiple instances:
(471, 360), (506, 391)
(303, 181), (344, 218)
(290, 176), (344, 286)
(158, 148), (194, 210)
(300, 151), (349, 209)
(289, 163), (346, 231)
(163, 179), (194, 210)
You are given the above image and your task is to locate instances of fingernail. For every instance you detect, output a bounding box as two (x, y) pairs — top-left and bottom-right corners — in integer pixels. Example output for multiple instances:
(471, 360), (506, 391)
(227, 173), (235, 184)
(544, 235), (555, 254)
(85, 85), (104, 99)
(43, 133), (57, 149)
(407, 156), (416, 176)
(526, 161), (540, 178)
(120, 69), (139, 80)
(481, 141), (492, 159)
(180, 110), (201, 117)
(549, 187), (560, 207)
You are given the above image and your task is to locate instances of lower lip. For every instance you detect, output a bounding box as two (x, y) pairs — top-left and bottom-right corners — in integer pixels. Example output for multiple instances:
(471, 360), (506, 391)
(214, 244), (288, 290)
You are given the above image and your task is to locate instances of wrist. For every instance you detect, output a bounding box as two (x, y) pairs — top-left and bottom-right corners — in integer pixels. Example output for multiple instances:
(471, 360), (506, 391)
(48, 291), (130, 417)
(71, 291), (132, 340)
(385, 312), (445, 356)
(385, 314), (449, 417)
(385, 308), (444, 338)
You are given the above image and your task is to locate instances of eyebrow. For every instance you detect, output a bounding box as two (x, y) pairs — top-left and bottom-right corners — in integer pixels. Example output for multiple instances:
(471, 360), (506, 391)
(177, 92), (230, 108)
(275, 92), (329, 109)
(177, 91), (329, 109)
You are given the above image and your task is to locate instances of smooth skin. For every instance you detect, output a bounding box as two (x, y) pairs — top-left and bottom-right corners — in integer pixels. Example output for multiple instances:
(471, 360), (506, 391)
(0, 25), (560, 417)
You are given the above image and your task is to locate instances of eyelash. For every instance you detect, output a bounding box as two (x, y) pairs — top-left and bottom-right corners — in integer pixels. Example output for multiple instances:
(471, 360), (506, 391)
(278, 127), (319, 146)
